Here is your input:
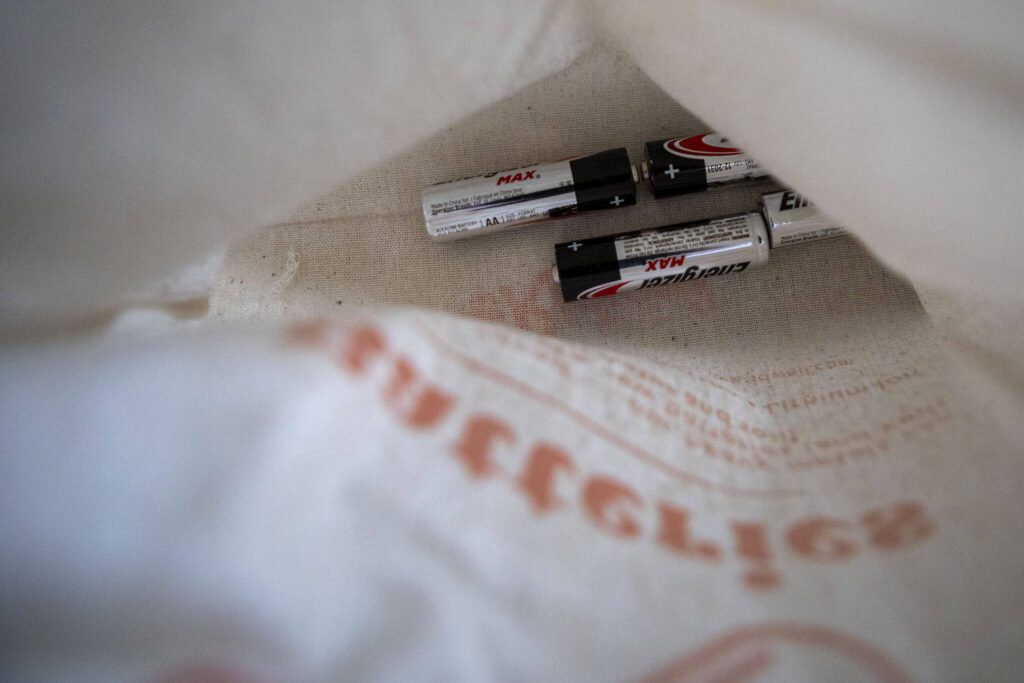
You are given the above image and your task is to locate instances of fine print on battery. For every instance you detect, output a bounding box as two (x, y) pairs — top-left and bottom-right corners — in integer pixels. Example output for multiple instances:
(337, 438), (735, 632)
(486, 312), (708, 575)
(421, 148), (636, 241)
(638, 131), (768, 198)
(552, 190), (846, 302)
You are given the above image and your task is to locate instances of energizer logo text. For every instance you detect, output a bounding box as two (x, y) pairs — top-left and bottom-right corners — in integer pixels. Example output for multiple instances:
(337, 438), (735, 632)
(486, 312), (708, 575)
(639, 262), (750, 290)
(779, 191), (810, 211)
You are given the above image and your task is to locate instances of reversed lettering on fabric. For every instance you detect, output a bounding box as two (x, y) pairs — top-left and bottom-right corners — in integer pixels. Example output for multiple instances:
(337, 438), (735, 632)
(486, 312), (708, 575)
(286, 320), (936, 591)
(641, 622), (914, 683)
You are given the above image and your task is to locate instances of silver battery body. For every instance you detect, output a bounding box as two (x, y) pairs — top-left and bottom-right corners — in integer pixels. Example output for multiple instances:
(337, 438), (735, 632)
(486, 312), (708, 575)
(423, 159), (574, 240)
(760, 190), (846, 248)
(553, 213), (770, 301)
(422, 148), (636, 241)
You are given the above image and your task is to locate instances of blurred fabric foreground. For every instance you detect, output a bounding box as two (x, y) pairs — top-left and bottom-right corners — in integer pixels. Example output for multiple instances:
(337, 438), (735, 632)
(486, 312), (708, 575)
(2, 2), (1023, 681)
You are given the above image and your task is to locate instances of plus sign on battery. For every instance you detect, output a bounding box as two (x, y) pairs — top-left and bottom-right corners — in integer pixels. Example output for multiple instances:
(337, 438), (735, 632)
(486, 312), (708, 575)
(567, 241), (583, 251)
(422, 147), (634, 240)
(664, 164), (679, 179)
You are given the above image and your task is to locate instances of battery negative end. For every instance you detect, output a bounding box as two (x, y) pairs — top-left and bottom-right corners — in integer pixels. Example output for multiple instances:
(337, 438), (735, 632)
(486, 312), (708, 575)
(636, 160), (650, 183)
(551, 265), (560, 284)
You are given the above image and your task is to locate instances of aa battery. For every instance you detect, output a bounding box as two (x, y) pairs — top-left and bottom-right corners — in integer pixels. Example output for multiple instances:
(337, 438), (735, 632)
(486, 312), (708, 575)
(553, 191), (844, 302)
(638, 132), (768, 198)
(760, 190), (846, 247)
(422, 148), (636, 241)
(553, 213), (770, 301)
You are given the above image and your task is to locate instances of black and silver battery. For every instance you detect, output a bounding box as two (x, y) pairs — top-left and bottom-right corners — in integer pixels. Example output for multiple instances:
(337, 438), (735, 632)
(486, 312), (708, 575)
(422, 148), (636, 241)
(553, 213), (770, 301)
(638, 132), (768, 198)
(553, 190), (845, 302)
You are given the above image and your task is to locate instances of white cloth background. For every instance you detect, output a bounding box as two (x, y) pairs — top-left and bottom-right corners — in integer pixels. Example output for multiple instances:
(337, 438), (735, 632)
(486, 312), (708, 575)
(2, 2), (1023, 681)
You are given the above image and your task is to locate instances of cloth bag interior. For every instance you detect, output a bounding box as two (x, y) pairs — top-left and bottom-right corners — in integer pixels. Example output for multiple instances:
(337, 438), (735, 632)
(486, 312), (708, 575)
(2, 2), (1023, 681)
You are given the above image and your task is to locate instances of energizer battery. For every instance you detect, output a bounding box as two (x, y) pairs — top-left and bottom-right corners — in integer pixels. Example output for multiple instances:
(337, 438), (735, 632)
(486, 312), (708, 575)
(639, 132), (767, 198)
(760, 189), (846, 247)
(422, 148), (636, 241)
(554, 190), (845, 302)
(554, 213), (770, 301)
